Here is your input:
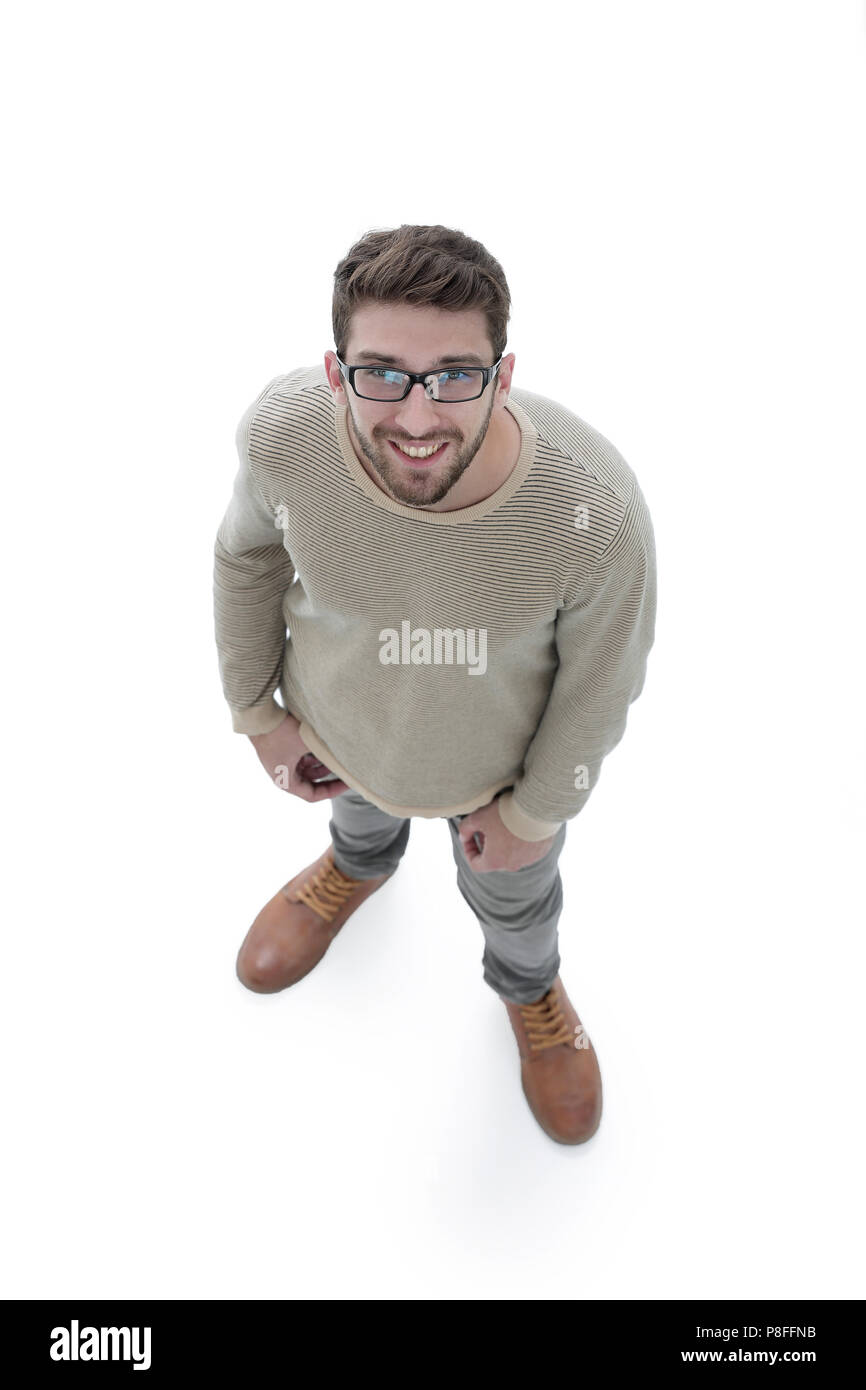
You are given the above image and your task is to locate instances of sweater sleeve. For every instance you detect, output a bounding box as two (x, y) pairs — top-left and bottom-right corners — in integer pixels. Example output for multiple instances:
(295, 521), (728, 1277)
(213, 393), (296, 735)
(496, 479), (657, 841)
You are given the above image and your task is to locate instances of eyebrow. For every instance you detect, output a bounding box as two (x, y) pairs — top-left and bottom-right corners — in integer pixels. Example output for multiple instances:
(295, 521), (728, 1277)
(353, 350), (486, 367)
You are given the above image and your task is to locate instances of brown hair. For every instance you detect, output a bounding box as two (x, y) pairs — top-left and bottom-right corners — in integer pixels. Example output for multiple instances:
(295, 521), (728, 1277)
(332, 224), (511, 364)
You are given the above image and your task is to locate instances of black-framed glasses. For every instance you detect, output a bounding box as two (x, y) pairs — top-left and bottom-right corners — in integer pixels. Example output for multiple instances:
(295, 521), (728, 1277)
(336, 354), (503, 403)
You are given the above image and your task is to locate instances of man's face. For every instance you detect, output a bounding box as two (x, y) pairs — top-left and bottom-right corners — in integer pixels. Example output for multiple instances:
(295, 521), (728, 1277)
(325, 302), (513, 508)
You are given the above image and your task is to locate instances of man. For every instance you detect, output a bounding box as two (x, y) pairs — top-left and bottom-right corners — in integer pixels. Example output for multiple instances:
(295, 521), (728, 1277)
(213, 223), (657, 1146)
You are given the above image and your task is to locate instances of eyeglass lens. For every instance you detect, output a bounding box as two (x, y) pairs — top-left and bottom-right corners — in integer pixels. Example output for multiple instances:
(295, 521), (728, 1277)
(354, 367), (484, 401)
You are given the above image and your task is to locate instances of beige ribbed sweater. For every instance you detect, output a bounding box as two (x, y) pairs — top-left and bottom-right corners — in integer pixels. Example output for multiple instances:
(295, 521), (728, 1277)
(213, 364), (657, 841)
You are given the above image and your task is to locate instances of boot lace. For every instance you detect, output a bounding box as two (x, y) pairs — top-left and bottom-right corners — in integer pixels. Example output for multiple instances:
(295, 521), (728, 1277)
(519, 985), (573, 1052)
(287, 853), (364, 923)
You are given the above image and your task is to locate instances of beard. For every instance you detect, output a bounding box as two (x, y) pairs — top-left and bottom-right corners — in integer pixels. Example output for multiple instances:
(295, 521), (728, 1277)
(346, 395), (496, 508)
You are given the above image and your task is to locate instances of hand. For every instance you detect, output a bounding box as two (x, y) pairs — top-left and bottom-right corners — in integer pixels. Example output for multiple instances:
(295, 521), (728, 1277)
(248, 713), (350, 802)
(458, 798), (556, 872)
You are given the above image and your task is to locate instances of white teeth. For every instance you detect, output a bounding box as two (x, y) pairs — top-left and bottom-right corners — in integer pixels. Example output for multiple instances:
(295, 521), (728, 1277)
(393, 440), (442, 458)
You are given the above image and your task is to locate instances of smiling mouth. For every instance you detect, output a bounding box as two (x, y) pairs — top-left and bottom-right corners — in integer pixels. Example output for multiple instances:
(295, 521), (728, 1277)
(387, 439), (450, 467)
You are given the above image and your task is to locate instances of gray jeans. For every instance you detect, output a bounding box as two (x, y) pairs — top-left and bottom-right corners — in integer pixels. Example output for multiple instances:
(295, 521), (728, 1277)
(328, 788), (568, 1005)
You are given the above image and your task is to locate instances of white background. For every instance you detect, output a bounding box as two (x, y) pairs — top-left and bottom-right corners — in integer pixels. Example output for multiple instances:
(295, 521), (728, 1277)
(2, 0), (864, 1300)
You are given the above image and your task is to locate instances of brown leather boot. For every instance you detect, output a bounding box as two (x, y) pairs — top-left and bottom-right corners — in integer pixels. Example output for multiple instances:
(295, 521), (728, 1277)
(236, 845), (396, 993)
(503, 975), (603, 1145)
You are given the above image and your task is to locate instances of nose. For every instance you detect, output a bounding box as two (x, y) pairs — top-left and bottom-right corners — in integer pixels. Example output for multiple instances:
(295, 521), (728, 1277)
(392, 381), (447, 437)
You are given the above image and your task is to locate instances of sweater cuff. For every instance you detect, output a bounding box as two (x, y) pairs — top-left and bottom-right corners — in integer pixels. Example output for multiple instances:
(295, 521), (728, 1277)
(496, 790), (563, 842)
(230, 697), (289, 736)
